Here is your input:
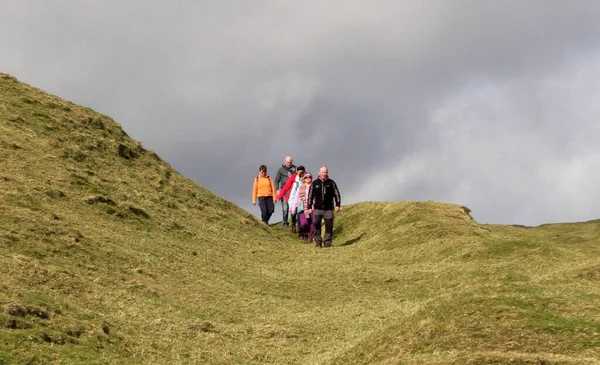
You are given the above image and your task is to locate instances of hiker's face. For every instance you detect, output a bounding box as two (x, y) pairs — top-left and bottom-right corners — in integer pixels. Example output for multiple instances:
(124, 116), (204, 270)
(285, 158), (293, 167)
(304, 176), (312, 184)
(319, 168), (328, 180)
(260, 170), (267, 176)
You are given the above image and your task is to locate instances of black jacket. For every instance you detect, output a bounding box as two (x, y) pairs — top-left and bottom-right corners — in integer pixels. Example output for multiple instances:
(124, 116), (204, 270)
(307, 178), (341, 210)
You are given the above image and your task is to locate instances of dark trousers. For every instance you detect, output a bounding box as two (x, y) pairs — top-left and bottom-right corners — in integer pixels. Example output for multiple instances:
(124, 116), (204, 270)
(313, 209), (334, 247)
(294, 213), (301, 234)
(258, 197), (275, 224)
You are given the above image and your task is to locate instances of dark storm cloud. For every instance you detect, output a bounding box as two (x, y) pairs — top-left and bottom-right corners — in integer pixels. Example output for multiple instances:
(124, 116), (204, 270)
(2, 1), (600, 225)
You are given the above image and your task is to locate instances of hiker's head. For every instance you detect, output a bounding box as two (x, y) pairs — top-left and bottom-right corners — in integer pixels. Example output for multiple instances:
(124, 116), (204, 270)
(303, 172), (313, 184)
(319, 166), (328, 180)
(297, 166), (305, 178)
(259, 165), (267, 176)
(284, 156), (293, 167)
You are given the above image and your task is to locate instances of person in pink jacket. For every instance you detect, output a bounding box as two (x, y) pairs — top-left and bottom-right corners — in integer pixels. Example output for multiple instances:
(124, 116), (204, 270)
(289, 172), (315, 244)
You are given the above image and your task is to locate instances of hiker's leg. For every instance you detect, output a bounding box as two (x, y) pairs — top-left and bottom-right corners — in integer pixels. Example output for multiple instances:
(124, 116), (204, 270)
(308, 212), (316, 241)
(313, 209), (324, 247)
(291, 213), (297, 232)
(258, 197), (268, 224)
(323, 210), (335, 247)
(265, 197), (274, 223)
(281, 200), (289, 226)
(298, 213), (309, 237)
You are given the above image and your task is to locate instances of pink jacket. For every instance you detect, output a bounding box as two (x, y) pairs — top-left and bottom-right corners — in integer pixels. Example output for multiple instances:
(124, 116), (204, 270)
(290, 183), (311, 214)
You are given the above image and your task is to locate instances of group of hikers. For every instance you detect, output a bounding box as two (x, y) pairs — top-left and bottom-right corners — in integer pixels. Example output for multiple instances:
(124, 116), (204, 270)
(252, 156), (341, 248)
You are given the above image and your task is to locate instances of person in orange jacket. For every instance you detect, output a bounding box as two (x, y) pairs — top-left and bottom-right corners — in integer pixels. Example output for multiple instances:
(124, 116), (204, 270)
(252, 165), (277, 225)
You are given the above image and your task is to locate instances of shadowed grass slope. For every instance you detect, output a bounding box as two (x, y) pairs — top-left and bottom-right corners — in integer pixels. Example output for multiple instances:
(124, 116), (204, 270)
(1, 73), (600, 364)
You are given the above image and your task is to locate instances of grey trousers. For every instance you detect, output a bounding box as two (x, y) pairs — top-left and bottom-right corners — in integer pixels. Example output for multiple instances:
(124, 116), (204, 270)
(313, 209), (334, 247)
(281, 199), (290, 225)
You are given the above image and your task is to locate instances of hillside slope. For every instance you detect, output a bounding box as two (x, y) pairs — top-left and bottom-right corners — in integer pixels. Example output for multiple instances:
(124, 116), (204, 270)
(1, 73), (600, 365)
(330, 202), (600, 364)
(0, 73), (287, 364)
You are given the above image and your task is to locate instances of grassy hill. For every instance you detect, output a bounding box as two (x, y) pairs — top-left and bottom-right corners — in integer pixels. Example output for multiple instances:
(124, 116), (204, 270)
(1, 73), (599, 365)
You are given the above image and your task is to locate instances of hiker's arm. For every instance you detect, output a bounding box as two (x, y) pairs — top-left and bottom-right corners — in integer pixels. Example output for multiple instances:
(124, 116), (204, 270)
(306, 182), (315, 210)
(333, 180), (341, 207)
(277, 176), (292, 200)
(332, 180), (341, 212)
(270, 178), (277, 201)
(274, 169), (282, 189)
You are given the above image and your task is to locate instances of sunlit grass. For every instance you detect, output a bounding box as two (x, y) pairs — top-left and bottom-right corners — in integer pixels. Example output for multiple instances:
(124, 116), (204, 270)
(1, 73), (599, 364)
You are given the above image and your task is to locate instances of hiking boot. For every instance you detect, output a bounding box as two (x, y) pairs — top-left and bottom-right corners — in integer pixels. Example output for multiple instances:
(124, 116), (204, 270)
(291, 225), (297, 233)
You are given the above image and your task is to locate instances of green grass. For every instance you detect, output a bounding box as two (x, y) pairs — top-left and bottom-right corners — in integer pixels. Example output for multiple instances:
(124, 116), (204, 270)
(1, 72), (600, 364)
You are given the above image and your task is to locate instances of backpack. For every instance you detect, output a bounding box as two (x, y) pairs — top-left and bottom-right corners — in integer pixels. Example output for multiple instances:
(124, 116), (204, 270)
(256, 175), (274, 195)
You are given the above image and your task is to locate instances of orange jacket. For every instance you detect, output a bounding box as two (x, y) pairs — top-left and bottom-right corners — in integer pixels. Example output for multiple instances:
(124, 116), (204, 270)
(252, 175), (276, 202)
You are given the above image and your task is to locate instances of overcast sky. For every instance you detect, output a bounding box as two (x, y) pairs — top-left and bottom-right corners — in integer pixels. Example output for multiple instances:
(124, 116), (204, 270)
(2, 1), (600, 226)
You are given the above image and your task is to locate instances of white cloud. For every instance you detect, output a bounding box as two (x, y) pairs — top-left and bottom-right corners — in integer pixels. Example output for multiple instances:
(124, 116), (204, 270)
(2, 1), (600, 225)
(353, 49), (600, 224)
(347, 49), (600, 224)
